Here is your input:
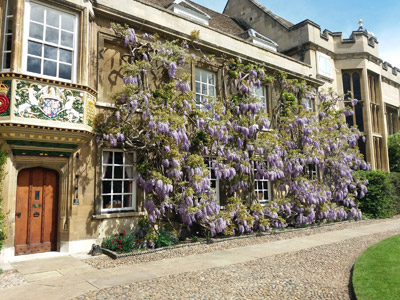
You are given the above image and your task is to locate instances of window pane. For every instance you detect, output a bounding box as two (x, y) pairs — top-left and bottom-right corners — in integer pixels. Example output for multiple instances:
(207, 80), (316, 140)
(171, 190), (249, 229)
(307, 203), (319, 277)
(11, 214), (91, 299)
(3, 53), (11, 69)
(7, 0), (14, 15)
(114, 166), (123, 179)
(115, 152), (123, 164)
(123, 195), (132, 208)
(113, 181), (122, 193)
(30, 4), (44, 23)
(6, 35), (12, 51)
(61, 31), (73, 48)
(102, 195), (111, 209)
(28, 41), (42, 56)
(43, 60), (57, 77)
(103, 151), (113, 164)
(208, 73), (214, 85)
(29, 22), (43, 40)
(61, 14), (75, 32)
(46, 9), (60, 28)
(59, 49), (72, 63)
(124, 181), (132, 193)
(103, 165), (112, 179)
(125, 153), (134, 165)
(113, 195), (122, 208)
(195, 70), (200, 81)
(27, 56), (42, 73)
(45, 26), (59, 44)
(59, 63), (71, 80)
(44, 45), (58, 60)
(125, 167), (134, 179)
(6, 18), (13, 34)
(102, 181), (111, 194)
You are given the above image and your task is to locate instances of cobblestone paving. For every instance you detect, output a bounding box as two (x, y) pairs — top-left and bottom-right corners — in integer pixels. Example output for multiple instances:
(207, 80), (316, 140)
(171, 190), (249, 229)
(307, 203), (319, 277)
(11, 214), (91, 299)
(76, 228), (400, 300)
(0, 270), (27, 290)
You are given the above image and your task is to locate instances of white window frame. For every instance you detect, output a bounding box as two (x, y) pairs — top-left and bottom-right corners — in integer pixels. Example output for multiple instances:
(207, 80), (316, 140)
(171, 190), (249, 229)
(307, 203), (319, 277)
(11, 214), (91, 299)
(204, 157), (221, 205)
(301, 97), (315, 112)
(101, 150), (137, 213)
(254, 162), (272, 204)
(316, 51), (333, 79)
(195, 68), (216, 111)
(22, 0), (78, 82)
(2, 0), (13, 71)
(305, 164), (318, 180)
(251, 86), (267, 112)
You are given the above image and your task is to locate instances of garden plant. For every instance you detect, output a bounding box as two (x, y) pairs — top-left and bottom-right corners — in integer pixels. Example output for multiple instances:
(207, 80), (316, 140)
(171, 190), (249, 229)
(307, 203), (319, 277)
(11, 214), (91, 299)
(95, 25), (369, 248)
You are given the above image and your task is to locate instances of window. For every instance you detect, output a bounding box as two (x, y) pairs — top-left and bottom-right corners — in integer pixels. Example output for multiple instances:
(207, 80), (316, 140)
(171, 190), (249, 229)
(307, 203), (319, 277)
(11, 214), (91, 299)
(342, 71), (364, 132)
(305, 164), (318, 180)
(386, 105), (399, 135)
(254, 174), (271, 203)
(251, 86), (267, 112)
(301, 98), (314, 112)
(23, 1), (77, 81)
(204, 157), (220, 202)
(317, 52), (332, 79)
(195, 69), (216, 111)
(2, 0), (14, 70)
(170, 1), (210, 26)
(102, 151), (136, 212)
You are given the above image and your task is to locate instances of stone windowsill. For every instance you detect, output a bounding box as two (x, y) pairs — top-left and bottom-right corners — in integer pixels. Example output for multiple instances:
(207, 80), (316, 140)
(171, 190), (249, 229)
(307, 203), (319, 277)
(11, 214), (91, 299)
(92, 211), (146, 220)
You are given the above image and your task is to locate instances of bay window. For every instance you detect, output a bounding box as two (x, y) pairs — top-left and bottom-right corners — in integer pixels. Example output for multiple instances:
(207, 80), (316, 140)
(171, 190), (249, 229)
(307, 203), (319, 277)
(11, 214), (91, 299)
(23, 1), (77, 81)
(2, 0), (14, 70)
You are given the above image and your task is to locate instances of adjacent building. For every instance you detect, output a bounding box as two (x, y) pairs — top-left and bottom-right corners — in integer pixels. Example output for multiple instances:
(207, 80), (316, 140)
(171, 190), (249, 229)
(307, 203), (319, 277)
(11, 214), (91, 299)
(0, 0), (398, 263)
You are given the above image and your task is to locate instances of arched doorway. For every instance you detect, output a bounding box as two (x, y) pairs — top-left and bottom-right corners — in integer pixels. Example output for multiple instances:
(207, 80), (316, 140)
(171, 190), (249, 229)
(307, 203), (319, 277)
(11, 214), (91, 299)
(14, 168), (59, 255)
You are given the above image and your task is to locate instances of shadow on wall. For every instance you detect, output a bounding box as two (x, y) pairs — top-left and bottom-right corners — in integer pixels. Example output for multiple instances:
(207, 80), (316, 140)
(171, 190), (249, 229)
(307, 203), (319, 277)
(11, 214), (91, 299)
(96, 217), (140, 242)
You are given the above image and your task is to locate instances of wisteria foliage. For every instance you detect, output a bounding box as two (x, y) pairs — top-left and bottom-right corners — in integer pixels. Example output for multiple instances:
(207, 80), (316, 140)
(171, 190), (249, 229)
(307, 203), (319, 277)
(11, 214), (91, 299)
(95, 24), (368, 238)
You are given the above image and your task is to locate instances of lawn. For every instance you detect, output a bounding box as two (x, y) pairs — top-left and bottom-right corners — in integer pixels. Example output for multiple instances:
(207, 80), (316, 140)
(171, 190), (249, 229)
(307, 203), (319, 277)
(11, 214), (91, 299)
(352, 234), (400, 300)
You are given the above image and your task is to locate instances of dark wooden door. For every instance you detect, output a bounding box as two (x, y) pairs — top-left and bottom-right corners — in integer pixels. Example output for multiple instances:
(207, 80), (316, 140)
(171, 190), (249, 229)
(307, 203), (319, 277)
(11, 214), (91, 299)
(15, 168), (58, 255)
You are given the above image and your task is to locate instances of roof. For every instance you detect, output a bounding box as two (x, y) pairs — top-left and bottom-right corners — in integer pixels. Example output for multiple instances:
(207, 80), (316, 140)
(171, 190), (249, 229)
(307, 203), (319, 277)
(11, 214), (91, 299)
(142, 0), (247, 36)
(246, 0), (294, 28)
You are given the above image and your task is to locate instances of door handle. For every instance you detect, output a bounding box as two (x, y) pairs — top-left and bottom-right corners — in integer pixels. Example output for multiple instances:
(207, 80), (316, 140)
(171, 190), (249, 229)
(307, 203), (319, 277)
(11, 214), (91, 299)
(33, 212), (40, 217)
(16, 212), (21, 218)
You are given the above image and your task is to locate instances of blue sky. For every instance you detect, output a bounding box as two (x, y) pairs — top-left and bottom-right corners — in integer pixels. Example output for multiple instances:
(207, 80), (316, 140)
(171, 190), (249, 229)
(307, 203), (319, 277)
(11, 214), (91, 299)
(194, 0), (400, 67)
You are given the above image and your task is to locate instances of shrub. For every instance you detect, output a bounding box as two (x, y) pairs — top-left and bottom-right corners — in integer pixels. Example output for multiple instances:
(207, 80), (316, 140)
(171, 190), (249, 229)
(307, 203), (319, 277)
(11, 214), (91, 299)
(388, 172), (400, 214)
(156, 230), (178, 248)
(356, 170), (398, 218)
(102, 230), (137, 253)
(388, 132), (400, 172)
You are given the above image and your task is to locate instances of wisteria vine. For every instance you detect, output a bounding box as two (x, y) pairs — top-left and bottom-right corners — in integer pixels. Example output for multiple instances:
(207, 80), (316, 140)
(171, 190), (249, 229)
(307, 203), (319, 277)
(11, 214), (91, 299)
(95, 24), (368, 241)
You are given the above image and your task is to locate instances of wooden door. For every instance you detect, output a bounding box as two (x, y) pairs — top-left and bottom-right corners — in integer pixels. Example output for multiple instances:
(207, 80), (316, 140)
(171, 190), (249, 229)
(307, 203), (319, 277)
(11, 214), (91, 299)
(15, 168), (58, 255)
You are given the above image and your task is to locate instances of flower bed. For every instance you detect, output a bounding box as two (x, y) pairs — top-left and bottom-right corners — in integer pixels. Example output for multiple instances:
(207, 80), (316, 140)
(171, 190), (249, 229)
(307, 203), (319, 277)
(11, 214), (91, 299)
(100, 218), (362, 260)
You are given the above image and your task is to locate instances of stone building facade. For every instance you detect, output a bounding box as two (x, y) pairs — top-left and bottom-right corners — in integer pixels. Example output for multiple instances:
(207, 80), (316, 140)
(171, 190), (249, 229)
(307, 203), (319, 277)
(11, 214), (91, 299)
(0, 0), (398, 263)
(224, 0), (400, 171)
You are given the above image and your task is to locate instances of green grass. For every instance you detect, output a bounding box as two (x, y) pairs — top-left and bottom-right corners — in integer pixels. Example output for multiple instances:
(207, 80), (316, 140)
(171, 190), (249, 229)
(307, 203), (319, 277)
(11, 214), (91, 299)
(352, 234), (400, 300)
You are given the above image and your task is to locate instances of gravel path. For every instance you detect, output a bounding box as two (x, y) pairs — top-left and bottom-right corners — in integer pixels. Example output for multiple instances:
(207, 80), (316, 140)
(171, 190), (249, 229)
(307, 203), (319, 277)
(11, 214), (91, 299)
(0, 270), (27, 290)
(76, 228), (400, 300)
(83, 217), (398, 269)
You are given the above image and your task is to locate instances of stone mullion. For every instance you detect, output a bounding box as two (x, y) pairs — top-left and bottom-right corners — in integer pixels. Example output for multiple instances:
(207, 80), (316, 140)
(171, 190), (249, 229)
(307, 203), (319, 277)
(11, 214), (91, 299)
(361, 70), (375, 169)
(10, 0), (24, 73)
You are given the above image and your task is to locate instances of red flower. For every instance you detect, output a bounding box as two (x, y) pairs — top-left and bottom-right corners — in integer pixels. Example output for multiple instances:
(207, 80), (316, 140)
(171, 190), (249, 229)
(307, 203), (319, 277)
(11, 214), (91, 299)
(122, 230), (126, 236)
(115, 238), (118, 242)
(111, 240), (114, 244)
(135, 239), (139, 244)
(119, 239), (122, 243)
(0, 94), (9, 114)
